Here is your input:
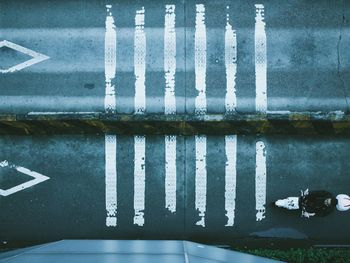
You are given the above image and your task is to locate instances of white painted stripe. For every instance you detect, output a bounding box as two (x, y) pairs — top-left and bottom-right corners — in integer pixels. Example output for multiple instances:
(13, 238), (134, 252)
(195, 135), (207, 227)
(164, 5), (177, 115)
(225, 7), (237, 113)
(194, 4), (207, 115)
(255, 140), (266, 221)
(0, 160), (50, 196)
(134, 7), (146, 114)
(104, 5), (117, 113)
(0, 40), (49, 73)
(165, 135), (177, 213)
(105, 134), (117, 227)
(225, 135), (237, 226)
(134, 135), (146, 226)
(255, 4), (267, 113)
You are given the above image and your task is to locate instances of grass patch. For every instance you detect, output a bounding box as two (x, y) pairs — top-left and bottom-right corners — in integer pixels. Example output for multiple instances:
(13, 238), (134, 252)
(240, 248), (350, 263)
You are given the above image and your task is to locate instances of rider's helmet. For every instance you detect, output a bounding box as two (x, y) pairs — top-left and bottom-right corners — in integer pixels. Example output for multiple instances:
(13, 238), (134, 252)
(336, 194), (350, 211)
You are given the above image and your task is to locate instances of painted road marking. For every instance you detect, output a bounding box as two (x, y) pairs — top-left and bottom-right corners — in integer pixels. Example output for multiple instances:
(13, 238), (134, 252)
(105, 134), (117, 227)
(225, 135), (237, 226)
(255, 4), (267, 113)
(134, 135), (146, 226)
(195, 4), (207, 115)
(0, 160), (50, 196)
(2, 4), (271, 114)
(255, 140), (266, 221)
(195, 135), (207, 227)
(164, 5), (177, 214)
(104, 5), (117, 113)
(134, 7), (146, 114)
(0, 40), (49, 73)
(164, 5), (176, 115)
(225, 7), (237, 113)
(165, 135), (177, 213)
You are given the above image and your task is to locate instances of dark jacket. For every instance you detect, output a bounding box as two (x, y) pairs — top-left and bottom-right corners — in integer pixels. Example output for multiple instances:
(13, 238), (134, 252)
(301, 190), (336, 217)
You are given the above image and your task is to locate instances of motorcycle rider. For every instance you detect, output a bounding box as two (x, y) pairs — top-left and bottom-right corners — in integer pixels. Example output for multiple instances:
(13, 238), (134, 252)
(301, 189), (350, 217)
(300, 189), (336, 217)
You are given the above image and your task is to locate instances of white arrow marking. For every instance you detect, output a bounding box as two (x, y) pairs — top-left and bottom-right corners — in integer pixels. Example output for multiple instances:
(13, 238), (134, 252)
(0, 40), (49, 73)
(0, 160), (50, 196)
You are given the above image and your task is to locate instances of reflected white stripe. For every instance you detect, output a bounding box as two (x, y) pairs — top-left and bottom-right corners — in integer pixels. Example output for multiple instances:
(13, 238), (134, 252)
(164, 5), (176, 115)
(225, 7), (237, 113)
(104, 5), (117, 113)
(105, 134), (117, 227)
(165, 135), (177, 213)
(134, 7), (146, 114)
(225, 135), (237, 226)
(134, 135), (146, 226)
(255, 140), (266, 221)
(195, 4), (207, 115)
(255, 4), (267, 113)
(195, 135), (207, 227)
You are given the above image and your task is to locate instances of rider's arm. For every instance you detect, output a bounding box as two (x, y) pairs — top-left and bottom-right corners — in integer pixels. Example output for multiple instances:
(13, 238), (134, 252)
(301, 210), (315, 218)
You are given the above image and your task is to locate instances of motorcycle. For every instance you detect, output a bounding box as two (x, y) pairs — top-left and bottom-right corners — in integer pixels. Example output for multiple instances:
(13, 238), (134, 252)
(275, 189), (315, 217)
